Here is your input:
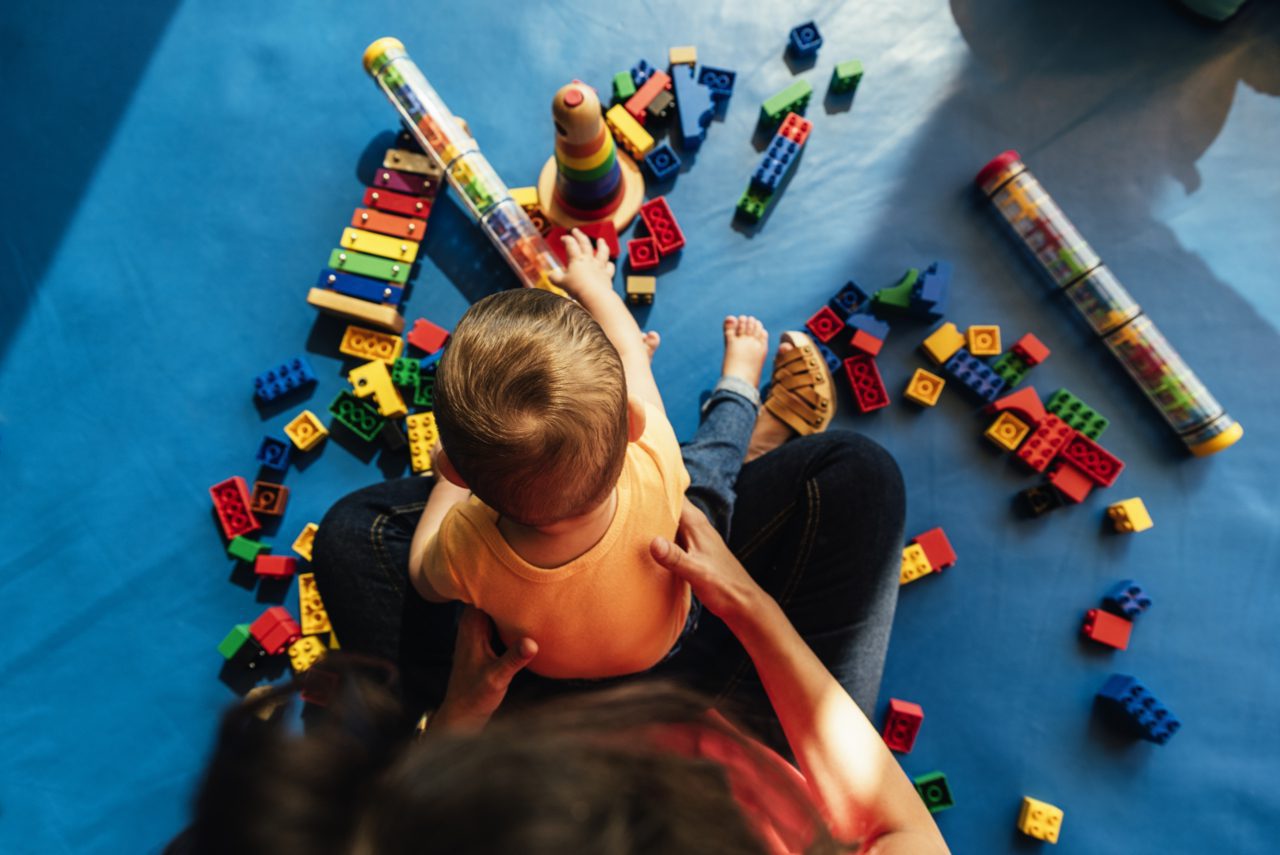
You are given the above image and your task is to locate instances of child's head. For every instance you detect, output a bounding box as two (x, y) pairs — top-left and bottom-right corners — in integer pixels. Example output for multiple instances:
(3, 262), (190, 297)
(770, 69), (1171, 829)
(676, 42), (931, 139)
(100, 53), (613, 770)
(435, 289), (629, 527)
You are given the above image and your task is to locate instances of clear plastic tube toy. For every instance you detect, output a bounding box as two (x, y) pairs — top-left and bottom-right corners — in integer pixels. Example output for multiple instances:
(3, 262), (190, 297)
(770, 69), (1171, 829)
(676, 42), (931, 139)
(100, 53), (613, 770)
(363, 38), (565, 295)
(976, 151), (1241, 456)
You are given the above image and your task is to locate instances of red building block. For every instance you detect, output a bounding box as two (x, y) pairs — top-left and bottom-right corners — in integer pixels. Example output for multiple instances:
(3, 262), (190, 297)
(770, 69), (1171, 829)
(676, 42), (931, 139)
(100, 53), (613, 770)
(843, 354), (890, 413)
(778, 112), (813, 146)
(1059, 433), (1124, 488)
(1048, 460), (1094, 503)
(407, 317), (450, 354)
(911, 527), (956, 572)
(627, 236), (660, 270)
(639, 196), (685, 256)
(544, 225), (571, 265)
(1013, 333), (1051, 366)
(849, 328), (884, 357)
(210, 476), (260, 540)
(624, 69), (673, 122)
(1016, 414), (1075, 473)
(254, 555), (298, 579)
(985, 386), (1046, 427)
(577, 220), (621, 259)
(1082, 608), (1132, 650)
(250, 606), (302, 655)
(805, 306), (845, 343)
(882, 698), (924, 753)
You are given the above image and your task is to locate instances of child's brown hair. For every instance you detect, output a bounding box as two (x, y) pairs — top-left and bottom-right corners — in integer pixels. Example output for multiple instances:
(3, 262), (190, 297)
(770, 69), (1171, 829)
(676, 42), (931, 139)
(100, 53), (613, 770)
(435, 289), (629, 526)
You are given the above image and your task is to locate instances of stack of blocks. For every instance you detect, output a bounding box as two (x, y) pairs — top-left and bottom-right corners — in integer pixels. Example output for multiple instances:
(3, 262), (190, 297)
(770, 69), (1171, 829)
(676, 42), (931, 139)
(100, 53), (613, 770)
(899, 527), (957, 586)
(803, 278), (895, 413)
(626, 196), (686, 306)
(737, 111), (812, 224)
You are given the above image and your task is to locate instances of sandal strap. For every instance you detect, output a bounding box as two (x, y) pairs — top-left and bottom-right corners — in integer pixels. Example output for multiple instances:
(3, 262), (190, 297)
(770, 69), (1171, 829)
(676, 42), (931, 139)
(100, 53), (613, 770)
(763, 333), (835, 435)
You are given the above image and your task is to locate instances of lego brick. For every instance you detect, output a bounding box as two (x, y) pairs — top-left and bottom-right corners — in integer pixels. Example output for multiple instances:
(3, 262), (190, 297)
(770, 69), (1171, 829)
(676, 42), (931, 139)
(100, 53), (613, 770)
(1059, 433), (1125, 488)
(1047, 460), (1094, 504)
(990, 352), (1029, 387)
(250, 481), (289, 516)
(697, 66), (736, 101)
(380, 419), (407, 451)
(985, 412), (1031, 451)
(382, 147), (444, 180)
(391, 356), (421, 388)
(1082, 608), (1132, 650)
(911, 527), (956, 572)
(806, 306), (845, 343)
(643, 142), (682, 182)
(913, 772), (955, 813)
(327, 248), (411, 284)
(605, 103), (655, 159)
(298, 572), (332, 636)
(668, 45), (697, 66)
(577, 220), (621, 259)
(1096, 674), (1181, 744)
(873, 268), (918, 312)
(253, 356), (316, 403)
(843, 354), (890, 413)
(1013, 332), (1051, 366)
(284, 410), (329, 452)
(340, 227), (419, 264)
(846, 312), (890, 342)
(372, 166), (439, 197)
(787, 21), (823, 58)
(966, 324), (1002, 356)
(328, 390), (386, 442)
(986, 386), (1047, 426)
(1018, 796), (1064, 844)
(849, 328), (883, 357)
(625, 68), (672, 122)
(904, 368), (945, 407)
(612, 70), (637, 102)
(1046, 388), (1109, 440)
(909, 261), (950, 320)
(340, 324), (404, 364)
(218, 624), (265, 669)
(751, 134), (804, 195)
(255, 436), (291, 472)
(351, 207), (427, 241)
(899, 543), (933, 586)
(760, 79), (813, 125)
(815, 342), (842, 377)
(288, 635), (327, 674)
(920, 322), (966, 365)
(943, 347), (1006, 403)
(1107, 498), (1153, 533)
(1017, 485), (1063, 517)
(639, 197), (685, 256)
(630, 59), (655, 87)
(627, 237), (660, 270)
(306, 287), (406, 334)
(735, 189), (771, 224)
(626, 275), (656, 306)
(882, 698), (924, 753)
(405, 412), (439, 474)
(216, 623), (252, 659)
(645, 89), (675, 123)
(777, 111), (813, 146)
(544, 226), (572, 266)
(348, 360), (408, 418)
(1015, 413), (1074, 472)
(255, 554), (297, 579)
(226, 536), (269, 563)
(830, 59), (864, 94)
(413, 371), (436, 409)
(318, 269), (404, 306)
(250, 606), (302, 656)
(292, 522), (319, 562)
(1102, 580), (1152, 620)
(829, 280), (869, 317)
(671, 65), (715, 150)
(363, 186), (432, 218)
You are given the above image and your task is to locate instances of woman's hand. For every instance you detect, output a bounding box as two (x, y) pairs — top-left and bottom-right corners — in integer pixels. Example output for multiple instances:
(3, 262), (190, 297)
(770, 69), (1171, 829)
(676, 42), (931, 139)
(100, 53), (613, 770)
(649, 500), (768, 627)
(430, 607), (538, 733)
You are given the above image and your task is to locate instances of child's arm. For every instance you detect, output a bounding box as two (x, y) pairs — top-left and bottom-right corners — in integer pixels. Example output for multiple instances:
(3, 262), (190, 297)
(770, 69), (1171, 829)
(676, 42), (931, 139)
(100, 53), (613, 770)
(549, 229), (665, 414)
(408, 477), (472, 603)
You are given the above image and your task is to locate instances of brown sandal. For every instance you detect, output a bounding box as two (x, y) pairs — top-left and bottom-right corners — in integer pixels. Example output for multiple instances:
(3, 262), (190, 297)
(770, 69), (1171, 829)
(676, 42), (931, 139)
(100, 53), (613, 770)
(762, 331), (836, 435)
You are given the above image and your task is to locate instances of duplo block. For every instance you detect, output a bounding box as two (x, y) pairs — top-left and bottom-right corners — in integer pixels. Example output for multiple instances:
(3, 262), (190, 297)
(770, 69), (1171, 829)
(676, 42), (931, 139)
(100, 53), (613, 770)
(292, 522), (319, 562)
(987, 386), (1045, 426)
(751, 134), (804, 195)
(911, 527), (956, 572)
(627, 237), (660, 270)
(668, 44), (697, 66)
(1102, 580), (1152, 620)
(882, 699), (924, 753)
(605, 103), (655, 159)
(1015, 414), (1073, 473)
(250, 606), (302, 656)
(639, 197), (685, 255)
(288, 635), (327, 673)
(284, 410), (329, 452)
(407, 317), (450, 354)
(1107, 498), (1153, 533)
(413, 371), (436, 408)
(328, 390), (386, 442)
(340, 325), (403, 364)
(1018, 485), (1063, 517)
(218, 624), (265, 670)
(849, 328), (883, 357)
(943, 347), (1006, 403)
(904, 368), (945, 407)
(777, 112), (813, 146)
(843, 354), (890, 413)
(966, 324), (1002, 356)
(626, 276), (656, 306)
(1046, 388), (1109, 440)
(1048, 460), (1094, 504)
(298, 572), (331, 636)
(806, 306), (845, 343)
(250, 481), (289, 516)
(630, 59), (655, 87)
(787, 21), (823, 58)
(1096, 674), (1180, 744)
(643, 142), (682, 182)
(829, 280), (869, 317)
(390, 357), (421, 388)
(349, 360), (408, 419)
(578, 221), (621, 259)
(830, 59), (863, 94)
(211, 476), (260, 540)
(990, 351), (1029, 387)
(846, 312), (890, 342)
(405, 412), (439, 474)
(872, 268), (918, 313)
(612, 70), (637, 102)
(253, 357), (317, 403)
(900, 543), (933, 586)
(815, 342), (842, 377)
(1018, 796), (1064, 844)
(735, 189), (771, 224)
(1082, 609), (1132, 650)
(909, 261), (950, 320)
(985, 412), (1030, 451)
(913, 772), (955, 813)
(920, 322), (966, 365)
(255, 436), (291, 472)
(226, 536), (269, 564)
(760, 79), (813, 126)
(625, 68), (672, 123)
(646, 89), (675, 124)
(698, 66), (736, 102)
(1013, 332), (1050, 366)
(255, 554), (297, 579)
(1059, 433), (1124, 487)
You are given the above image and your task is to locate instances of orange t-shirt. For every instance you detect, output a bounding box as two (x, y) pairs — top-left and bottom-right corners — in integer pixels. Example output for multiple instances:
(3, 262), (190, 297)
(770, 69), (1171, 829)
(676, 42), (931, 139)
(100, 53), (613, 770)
(422, 402), (692, 679)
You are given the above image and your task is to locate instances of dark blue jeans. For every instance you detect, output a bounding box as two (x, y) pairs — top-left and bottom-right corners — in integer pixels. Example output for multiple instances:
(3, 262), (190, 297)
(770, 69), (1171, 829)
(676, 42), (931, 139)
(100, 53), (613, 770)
(312, 390), (905, 754)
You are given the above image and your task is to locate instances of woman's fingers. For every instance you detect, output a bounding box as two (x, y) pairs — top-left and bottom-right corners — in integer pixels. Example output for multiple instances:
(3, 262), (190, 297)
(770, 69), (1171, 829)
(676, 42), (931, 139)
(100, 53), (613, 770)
(650, 535), (703, 582)
(491, 637), (538, 687)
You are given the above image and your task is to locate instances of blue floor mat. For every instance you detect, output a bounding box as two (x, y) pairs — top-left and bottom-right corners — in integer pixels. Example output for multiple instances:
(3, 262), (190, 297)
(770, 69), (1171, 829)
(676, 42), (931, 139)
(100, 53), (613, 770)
(2, 1), (1277, 852)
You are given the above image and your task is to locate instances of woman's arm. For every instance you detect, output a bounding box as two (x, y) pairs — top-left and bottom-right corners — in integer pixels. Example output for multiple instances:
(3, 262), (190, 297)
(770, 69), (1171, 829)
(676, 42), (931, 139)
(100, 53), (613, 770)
(650, 502), (949, 854)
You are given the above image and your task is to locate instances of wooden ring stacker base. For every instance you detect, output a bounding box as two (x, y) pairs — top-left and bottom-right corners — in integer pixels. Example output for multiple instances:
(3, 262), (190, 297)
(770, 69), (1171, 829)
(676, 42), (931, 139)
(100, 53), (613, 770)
(536, 150), (645, 232)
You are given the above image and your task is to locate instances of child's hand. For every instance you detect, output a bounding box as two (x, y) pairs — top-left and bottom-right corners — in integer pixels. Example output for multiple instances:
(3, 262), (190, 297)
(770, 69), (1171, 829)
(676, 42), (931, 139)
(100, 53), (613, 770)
(547, 228), (615, 301)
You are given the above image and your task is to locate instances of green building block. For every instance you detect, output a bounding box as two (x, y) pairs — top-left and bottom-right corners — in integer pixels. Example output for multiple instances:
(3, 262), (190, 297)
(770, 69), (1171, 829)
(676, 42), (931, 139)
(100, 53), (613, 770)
(414, 373), (436, 409)
(328, 248), (411, 284)
(913, 771), (955, 814)
(612, 70), (637, 102)
(991, 352), (1030, 387)
(1046, 387), (1109, 439)
(760, 80), (813, 126)
(872, 268), (919, 312)
(226, 536), (269, 563)
(217, 624), (252, 660)
(391, 357), (421, 388)
(329, 390), (387, 442)
(735, 189), (772, 224)
(830, 59), (863, 95)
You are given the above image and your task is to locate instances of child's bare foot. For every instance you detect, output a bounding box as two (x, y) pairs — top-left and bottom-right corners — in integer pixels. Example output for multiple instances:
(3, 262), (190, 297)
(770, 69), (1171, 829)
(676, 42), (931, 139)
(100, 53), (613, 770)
(721, 315), (769, 386)
(745, 340), (797, 463)
(642, 331), (661, 361)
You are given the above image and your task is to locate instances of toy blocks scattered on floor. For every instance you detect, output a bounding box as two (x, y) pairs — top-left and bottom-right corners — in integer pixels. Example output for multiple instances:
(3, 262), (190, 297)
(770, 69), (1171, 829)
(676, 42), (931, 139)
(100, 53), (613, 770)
(288, 635), (327, 673)
(298, 572), (331, 636)
(787, 21), (823, 59)
(227, 535), (269, 563)
(625, 68), (672, 123)
(349, 360), (408, 418)
(1082, 608), (1132, 650)
(627, 237), (660, 270)
(830, 59), (863, 95)
(211, 476), (260, 540)
(254, 555), (297, 579)
(254, 357), (316, 403)
(340, 324), (403, 364)
(329, 390), (386, 442)
(912, 527), (956, 572)
(1059, 433), (1124, 487)
(737, 112), (812, 224)
(250, 481), (289, 516)
(256, 436), (292, 472)
(1096, 674), (1180, 744)
(829, 279), (869, 317)
(250, 606), (302, 656)
(1046, 387), (1108, 439)
(943, 347), (1006, 403)
(966, 324), (1001, 356)
(985, 412), (1031, 451)
(405, 412), (438, 474)
(1107, 498), (1153, 533)
(844, 354), (890, 413)
(760, 80), (813, 126)
(284, 410), (329, 452)
(921, 322), (966, 365)
(987, 386), (1047, 426)
(672, 64), (716, 150)
(990, 351), (1029, 387)
(882, 698), (924, 753)
(1018, 796), (1064, 844)
(905, 368), (945, 407)
(1015, 414), (1073, 473)
(643, 142), (681, 182)
(668, 45), (697, 66)
(639, 197), (685, 256)
(626, 276), (656, 306)
(1047, 460), (1094, 504)
(605, 103), (655, 159)
(806, 306), (846, 343)
(407, 317), (450, 354)
(1017, 484), (1064, 517)
(900, 543), (933, 586)
(292, 522), (319, 562)
(218, 623), (265, 670)
(914, 771), (955, 813)
(698, 66), (736, 102)
(1102, 580), (1152, 620)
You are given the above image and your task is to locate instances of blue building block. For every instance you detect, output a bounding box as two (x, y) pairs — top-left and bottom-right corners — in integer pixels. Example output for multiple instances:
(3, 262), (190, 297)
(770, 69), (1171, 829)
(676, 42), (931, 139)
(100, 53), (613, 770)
(1096, 674), (1181, 744)
(943, 347), (1006, 403)
(630, 59), (654, 87)
(419, 349), (444, 372)
(672, 65), (715, 151)
(253, 356), (316, 403)
(317, 269), (404, 306)
(643, 143), (682, 182)
(830, 280), (870, 317)
(788, 21), (823, 59)
(256, 436), (292, 472)
(751, 135), (802, 194)
(910, 261), (951, 319)
(846, 311), (890, 341)
(815, 341), (842, 377)
(697, 66), (736, 102)
(1102, 580), (1153, 620)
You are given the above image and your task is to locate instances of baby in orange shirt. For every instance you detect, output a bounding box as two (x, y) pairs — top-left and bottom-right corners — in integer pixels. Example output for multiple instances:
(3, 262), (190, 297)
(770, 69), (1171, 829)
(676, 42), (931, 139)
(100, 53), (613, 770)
(408, 230), (772, 679)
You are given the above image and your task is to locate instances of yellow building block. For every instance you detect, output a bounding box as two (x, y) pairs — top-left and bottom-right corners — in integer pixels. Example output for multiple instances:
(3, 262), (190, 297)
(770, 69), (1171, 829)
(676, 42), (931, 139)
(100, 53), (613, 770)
(348, 360), (408, 418)
(905, 368), (945, 407)
(292, 522), (319, 562)
(510, 186), (539, 208)
(1017, 796), (1063, 844)
(340, 227), (420, 263)
(921, 322), (966, 365)
(1107, 497), (1153, 533)
(967, 324), (1002, 356)
(669, 45), (698, 66)
(605, 103), (655, 159)
(298, 572), (332, 636)
(340, 324), (403, 364)
(626, 276), (656, 306)
(405, 412), (439, 473)
(284, 410), (329, 451)
(288, 635), (327, 674)
(985, 412), (1031, 451)
(900, 544), (933, 586)
(306, 287), (406, 334)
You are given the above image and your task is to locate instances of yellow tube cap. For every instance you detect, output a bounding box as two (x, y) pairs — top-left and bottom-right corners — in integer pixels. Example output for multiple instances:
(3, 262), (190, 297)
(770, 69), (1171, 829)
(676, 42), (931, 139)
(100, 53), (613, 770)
(1188, 420), (1243, 457)
(363, 37), (405, 74)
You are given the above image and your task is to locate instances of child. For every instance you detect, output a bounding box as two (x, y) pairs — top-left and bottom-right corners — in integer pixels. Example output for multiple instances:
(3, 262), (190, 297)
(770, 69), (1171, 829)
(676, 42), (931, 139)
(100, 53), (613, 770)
(408, 230), (833, 679)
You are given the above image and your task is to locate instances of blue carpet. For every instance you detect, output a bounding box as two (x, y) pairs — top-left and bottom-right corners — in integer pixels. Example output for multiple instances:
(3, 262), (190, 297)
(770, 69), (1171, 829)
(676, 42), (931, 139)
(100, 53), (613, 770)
(1, 1), (1277, 851)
